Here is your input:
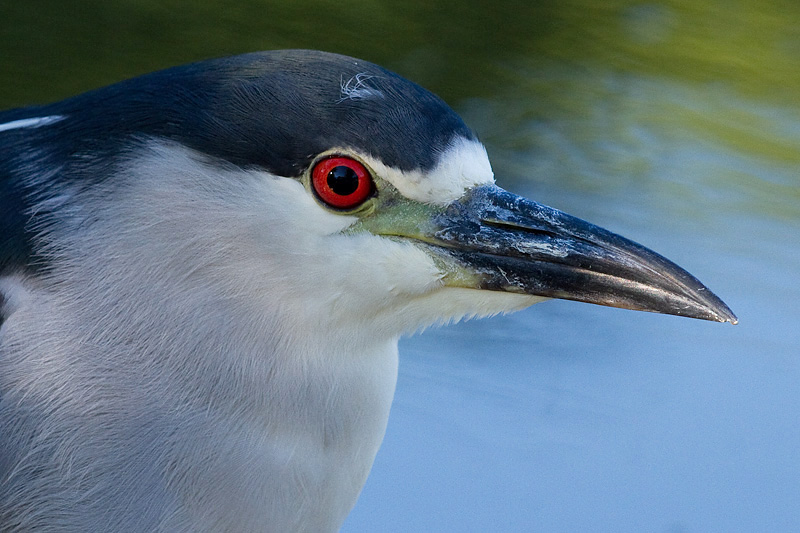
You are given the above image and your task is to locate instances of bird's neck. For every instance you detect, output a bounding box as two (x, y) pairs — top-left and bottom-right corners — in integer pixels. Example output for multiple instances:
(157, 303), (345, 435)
(3, 270), (399, 532)
(140, 305), (401, 531)
(158, 327), (401, 532)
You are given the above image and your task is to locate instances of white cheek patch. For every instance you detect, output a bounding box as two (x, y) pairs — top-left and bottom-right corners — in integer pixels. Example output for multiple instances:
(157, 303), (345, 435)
(0, 115), (66, 133)
(361, 137), (494, 205)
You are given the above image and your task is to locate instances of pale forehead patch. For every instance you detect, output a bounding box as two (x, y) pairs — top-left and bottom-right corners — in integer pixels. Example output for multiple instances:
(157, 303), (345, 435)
(361, 137), (495, 205)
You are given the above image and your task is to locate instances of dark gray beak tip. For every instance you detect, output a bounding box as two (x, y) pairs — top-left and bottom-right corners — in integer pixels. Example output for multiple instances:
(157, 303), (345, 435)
(698, 295), (738, 325)
(647, 288), (738, 325)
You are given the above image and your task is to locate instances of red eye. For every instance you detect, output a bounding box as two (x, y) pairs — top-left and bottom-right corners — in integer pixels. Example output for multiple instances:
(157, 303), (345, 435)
(311, 156), (374, 209)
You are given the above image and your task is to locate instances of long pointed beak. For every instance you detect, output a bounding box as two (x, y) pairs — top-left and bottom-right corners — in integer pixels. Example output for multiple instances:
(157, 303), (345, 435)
(422, 185), (737, 323)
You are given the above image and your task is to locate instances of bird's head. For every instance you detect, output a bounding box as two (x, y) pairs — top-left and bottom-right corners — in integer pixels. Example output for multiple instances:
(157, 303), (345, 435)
(5, 50), (735, 346)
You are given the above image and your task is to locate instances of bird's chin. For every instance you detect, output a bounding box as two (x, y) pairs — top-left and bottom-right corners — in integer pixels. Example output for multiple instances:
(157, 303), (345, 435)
(441, 287), (547, 318)
(391, 285), (547, 336)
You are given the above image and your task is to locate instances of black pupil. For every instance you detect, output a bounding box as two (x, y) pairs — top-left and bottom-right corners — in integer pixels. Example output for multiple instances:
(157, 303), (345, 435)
(327, 166), (359, 196)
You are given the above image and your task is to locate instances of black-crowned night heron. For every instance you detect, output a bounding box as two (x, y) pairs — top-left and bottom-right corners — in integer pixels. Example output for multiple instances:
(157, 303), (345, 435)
(0, 50), (736, 531)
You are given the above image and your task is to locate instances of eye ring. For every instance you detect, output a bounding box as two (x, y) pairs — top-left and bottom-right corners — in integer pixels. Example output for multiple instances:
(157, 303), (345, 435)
(311, 156), (374, 210)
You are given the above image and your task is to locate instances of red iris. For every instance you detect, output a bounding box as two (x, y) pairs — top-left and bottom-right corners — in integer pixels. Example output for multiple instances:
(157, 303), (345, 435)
(311, 157), (374, 209)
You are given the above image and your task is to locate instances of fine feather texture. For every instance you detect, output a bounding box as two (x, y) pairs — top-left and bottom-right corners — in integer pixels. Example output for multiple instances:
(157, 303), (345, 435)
(0, 138), (538, 531)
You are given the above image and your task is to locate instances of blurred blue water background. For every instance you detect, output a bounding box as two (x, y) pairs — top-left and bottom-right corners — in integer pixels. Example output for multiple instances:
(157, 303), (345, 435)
(3, 1), (797, 531)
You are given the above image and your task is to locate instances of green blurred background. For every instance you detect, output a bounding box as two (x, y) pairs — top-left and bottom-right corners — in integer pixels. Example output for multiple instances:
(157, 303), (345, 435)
(3, 0), (800, 106)
(2, 1), (799, 531)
